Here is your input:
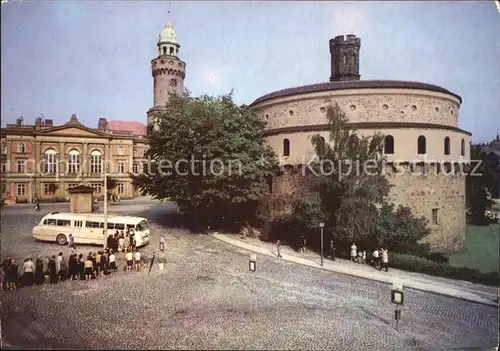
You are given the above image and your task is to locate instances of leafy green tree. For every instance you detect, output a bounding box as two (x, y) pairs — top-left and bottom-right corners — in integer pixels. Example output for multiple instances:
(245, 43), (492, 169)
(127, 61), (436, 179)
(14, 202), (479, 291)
(133, 91), (278, 230)
(286, 104), (431, 254)
(466, 145), (495, 223)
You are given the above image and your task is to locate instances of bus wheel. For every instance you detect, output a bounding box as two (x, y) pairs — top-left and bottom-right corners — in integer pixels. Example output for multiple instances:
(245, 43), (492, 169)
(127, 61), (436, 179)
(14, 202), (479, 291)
(56, 234), (67, 246)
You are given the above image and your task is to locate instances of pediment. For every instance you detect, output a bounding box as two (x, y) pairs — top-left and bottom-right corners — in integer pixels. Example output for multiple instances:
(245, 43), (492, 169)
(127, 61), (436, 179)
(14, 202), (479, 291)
(38, 124), (109, 138)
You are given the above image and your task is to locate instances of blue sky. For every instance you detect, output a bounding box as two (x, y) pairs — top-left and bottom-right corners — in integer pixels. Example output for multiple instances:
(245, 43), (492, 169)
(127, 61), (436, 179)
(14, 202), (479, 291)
(1, 1), (499, 142)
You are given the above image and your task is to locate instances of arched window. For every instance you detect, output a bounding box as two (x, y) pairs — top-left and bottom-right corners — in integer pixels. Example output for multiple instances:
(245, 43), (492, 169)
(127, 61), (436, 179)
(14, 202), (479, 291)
(384, 135), (394, 154)
(18, 142), (26, 153)
(162, 47), (166, 55)
(90, 150), (102, 174)
(132, 162), (139, 174)
(68, 149), (80, 174)
(118, 146), (124, 155)
(44, 148), (57, 174)
(417, 135), (426, 155)
(283, 138), (290, 157)
(444, 137), (450, 155)
(343, 54), (347, 65)
(460, 139), (465, 156)
(169, 47), (174, 55)
(351, 53), (356, 64)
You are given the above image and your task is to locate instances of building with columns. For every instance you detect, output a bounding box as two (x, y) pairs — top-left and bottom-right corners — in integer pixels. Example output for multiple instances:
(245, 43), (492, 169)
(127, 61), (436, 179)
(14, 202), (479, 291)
(0, 22), (185, 203)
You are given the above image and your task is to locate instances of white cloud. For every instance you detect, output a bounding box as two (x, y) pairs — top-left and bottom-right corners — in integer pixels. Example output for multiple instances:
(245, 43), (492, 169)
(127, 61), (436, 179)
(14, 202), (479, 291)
(326, 3), (367, 35)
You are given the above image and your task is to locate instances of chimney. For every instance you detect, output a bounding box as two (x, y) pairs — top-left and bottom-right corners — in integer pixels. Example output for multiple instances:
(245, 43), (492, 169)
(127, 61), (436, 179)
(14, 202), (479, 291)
(35, 117), (42, 130)
(98, 118), (107, 130)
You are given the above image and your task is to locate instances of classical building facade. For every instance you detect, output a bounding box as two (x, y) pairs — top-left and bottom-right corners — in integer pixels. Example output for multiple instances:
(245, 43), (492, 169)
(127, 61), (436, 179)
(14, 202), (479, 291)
(249, 34), (471, 253)
(0, 22), (185, 204)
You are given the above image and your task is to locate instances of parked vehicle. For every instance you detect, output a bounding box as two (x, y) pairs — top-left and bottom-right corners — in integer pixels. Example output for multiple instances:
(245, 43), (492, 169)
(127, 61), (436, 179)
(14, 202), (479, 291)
(33, 212), (151, 247)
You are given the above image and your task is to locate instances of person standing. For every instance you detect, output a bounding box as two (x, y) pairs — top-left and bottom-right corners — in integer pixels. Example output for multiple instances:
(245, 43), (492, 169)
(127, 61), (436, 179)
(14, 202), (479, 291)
(123, 234), (130, 254)
(84, 255), (93, 281)
(78, 253), (85, 280)
(68, 233), (75, 250)
(22, 257), (35, 287)
(68, 254), (78, 280)
(330, 239), (335, 261)
(59, 254), (68, 282)
(35, 255), (44, 285)
(118, 235), (124, 253)
(276, 240), (282, 258)
(372, 248), (380, 270)
(48, 256), (58, 284)
(0, 257), (8, 290)
(131, 233), (137, 252)
(134, 249), (142, 272)
(6, 259), (18, 290)
(56, 252), (63, 276)
(381, 248), (389, 272)
(126, 249), (133, 272)
(159, 235), (165, 252)
(300, 235), (307, 253)
(109, 250), (117, 272)
(350, 243), (357, 262)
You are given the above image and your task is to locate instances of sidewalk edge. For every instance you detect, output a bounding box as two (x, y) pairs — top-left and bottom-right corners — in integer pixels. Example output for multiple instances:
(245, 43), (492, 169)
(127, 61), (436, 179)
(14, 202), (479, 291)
(209, 233), (498, 308)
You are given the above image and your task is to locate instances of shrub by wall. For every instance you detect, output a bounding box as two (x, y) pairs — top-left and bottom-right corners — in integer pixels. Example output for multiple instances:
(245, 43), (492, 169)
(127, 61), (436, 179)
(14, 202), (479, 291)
(389, 253), (500, 287)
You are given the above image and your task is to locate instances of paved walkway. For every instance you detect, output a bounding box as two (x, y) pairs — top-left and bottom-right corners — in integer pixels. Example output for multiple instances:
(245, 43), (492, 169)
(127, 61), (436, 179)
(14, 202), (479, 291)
(210, 232), (499, 307)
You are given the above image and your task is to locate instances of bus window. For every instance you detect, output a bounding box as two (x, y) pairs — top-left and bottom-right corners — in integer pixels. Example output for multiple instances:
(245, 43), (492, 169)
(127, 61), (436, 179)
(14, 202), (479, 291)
(74, 221), (83, 228)
(126, 224), (134, 231)
(136, 220), (149, 231)
(46, 219), (57, 225)
(57, 219), (71, 227)
(107, 223), (115, 230)
(115, 223), (125, 231)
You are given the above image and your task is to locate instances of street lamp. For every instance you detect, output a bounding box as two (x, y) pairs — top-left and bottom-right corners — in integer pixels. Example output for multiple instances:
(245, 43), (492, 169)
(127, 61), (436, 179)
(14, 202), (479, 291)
(319, 222), (325, 266)
(103, 163), (108, 250)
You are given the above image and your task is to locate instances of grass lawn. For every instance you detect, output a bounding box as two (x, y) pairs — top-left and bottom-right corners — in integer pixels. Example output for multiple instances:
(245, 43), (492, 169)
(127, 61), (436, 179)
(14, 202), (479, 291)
(446, 224), (500, 273)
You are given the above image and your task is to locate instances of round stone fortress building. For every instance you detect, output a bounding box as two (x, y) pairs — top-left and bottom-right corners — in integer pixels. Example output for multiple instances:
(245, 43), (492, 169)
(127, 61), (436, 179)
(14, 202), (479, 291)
(249, 34), (471, 253)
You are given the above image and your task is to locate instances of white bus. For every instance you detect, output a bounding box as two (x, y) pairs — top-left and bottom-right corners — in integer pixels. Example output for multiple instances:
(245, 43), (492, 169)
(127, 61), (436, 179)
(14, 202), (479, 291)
(33, 212), (151, 247)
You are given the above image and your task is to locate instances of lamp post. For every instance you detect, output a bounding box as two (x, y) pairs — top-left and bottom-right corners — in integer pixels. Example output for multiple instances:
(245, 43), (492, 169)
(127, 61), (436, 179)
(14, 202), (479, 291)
(319, 222), (325, 266)
(103, 163), (108, 250)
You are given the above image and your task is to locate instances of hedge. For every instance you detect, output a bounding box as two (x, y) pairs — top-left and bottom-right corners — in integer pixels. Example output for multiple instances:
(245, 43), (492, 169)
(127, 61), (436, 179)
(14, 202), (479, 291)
(389, 253), (500, 287)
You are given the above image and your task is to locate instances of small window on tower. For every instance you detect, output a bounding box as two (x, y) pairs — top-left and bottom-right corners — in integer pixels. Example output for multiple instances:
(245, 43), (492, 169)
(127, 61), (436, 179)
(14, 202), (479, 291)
(163, 47), (166, 55)
(170, 79), (177, 87)
(169, 47), (174, 55)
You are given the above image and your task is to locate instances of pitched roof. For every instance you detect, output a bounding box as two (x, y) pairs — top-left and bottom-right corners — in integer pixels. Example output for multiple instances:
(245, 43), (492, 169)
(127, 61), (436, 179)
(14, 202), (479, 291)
(106, 121), (147, 136)
(250, 80), (462, 106)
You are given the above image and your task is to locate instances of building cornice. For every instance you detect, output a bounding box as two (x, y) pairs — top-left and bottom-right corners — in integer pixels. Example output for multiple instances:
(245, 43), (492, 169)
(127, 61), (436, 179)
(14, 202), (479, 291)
(263, 122), (472, 137)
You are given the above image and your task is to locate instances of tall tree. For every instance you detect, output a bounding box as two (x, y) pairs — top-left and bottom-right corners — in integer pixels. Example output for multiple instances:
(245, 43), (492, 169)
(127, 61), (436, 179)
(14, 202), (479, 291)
(133, 91), (278, 230)
(286, 104), (431, 254)
(466, 144), (495, 223)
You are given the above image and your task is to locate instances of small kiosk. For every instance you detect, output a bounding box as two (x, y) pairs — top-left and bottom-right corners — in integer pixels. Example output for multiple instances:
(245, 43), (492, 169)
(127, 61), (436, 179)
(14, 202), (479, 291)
(68, 185), (96, 213)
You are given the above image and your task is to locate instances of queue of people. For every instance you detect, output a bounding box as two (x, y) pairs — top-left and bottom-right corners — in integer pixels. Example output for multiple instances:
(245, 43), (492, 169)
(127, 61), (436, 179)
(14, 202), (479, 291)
(0, 240), (148, 292)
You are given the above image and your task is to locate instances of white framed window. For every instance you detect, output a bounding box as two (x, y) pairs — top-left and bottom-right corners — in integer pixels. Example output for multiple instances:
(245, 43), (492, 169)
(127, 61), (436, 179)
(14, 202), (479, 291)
(90, 150), (102, 174)
(17, 160), (26, 173)
(44, 184), (57, 195)
(90, 182), (102, 194)
(18, 142), (26, 153)
(117, 161), (125, 174)
(117, 183), (124, 194)
(44, 148), (57, 174)
(67, 183), (78, 189)
(118, 146), (124, 155)
(68, 149), (80, 173)
(16, 184), (26, 196)
(132, 162), (138, 174)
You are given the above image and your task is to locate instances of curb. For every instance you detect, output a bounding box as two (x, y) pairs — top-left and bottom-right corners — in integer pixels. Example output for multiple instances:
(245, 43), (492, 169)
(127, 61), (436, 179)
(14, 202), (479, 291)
(209, 233), (499, 307)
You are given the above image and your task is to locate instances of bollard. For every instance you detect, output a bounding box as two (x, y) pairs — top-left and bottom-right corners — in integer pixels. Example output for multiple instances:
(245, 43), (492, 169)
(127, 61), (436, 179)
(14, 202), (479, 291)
(390, 281), (404, 331)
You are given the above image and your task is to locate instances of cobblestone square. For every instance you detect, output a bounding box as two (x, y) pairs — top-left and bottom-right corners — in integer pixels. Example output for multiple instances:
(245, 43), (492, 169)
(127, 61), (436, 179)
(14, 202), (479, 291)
(0, 199), (498, 350)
